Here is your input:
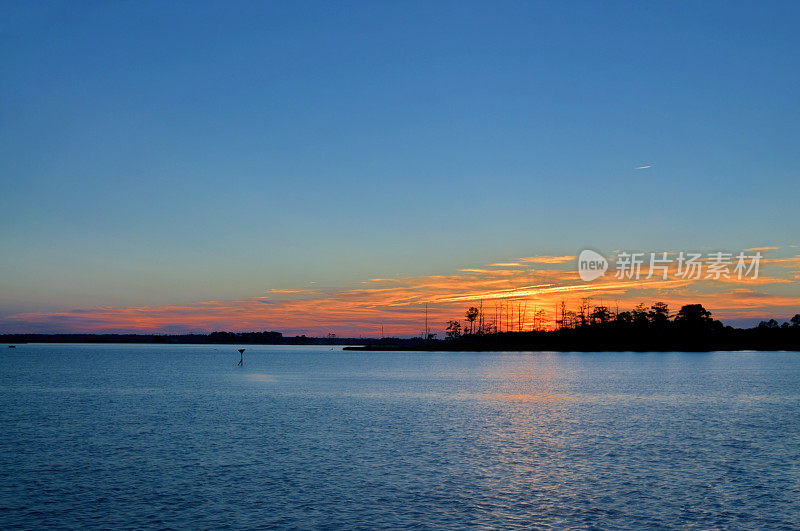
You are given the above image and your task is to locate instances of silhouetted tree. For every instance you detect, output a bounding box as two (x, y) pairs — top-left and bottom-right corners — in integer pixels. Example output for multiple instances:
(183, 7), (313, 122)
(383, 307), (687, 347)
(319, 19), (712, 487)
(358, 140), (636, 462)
(465, 307), (479, 334)
(577, 298), (591, 328)
(590, 305), (612, 325)
(649, 302), (670, 327)
(791, 314), (800, 328)
(445, 320), (462, 339)
(615, 311), (633, 326)
(632, 303), (650, 327)
(675, 304), (713, 328)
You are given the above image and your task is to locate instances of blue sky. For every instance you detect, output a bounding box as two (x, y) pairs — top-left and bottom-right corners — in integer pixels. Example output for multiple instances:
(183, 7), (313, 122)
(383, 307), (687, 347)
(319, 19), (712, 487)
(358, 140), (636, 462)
(1, 1), (799, 324)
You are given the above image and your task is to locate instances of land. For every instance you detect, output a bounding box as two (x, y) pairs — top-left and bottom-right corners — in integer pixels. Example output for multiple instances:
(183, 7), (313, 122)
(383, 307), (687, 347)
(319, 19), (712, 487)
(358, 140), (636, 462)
(344, 326), (800, 351)
(349, 304), (800, 352)
(0, 331), (364, 346)
(2, 325), (799, 352)
(3, 305), (799, 352)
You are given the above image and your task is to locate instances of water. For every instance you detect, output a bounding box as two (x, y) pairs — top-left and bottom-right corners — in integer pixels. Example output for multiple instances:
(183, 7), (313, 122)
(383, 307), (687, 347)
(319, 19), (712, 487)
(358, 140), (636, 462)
(1, 345), (799, 529)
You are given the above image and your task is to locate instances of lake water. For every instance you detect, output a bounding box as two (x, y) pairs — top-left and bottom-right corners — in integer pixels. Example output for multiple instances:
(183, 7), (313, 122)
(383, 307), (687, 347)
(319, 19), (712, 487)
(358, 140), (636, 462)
(1, 345), (799, 528)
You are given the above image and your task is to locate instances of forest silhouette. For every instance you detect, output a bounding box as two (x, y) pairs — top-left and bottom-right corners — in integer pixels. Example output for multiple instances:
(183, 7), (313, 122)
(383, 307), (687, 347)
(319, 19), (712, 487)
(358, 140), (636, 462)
(3, 303), (799, 351)
(352, 302), (800, 351)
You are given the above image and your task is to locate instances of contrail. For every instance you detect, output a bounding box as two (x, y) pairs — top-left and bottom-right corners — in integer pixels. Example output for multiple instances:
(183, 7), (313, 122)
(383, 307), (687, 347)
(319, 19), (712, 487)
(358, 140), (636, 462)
(635, 165), (652, 170)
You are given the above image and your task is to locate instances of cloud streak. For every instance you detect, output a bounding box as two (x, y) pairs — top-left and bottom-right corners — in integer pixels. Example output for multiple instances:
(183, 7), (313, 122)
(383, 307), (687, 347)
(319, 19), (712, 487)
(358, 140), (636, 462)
(2, 252), (798, 336)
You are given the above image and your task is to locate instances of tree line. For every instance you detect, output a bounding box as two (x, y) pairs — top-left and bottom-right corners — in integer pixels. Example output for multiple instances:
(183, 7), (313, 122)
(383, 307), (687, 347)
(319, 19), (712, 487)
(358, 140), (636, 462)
(433, 300), (800, 351)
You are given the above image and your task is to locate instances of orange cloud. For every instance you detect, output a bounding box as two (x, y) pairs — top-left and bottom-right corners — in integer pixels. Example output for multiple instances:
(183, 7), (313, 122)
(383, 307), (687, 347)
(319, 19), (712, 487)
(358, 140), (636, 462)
(520, 255), (575, 264)
(490, 262), (524, 267)
(265, 289), (320, 295)
(2, 250), (798, 336)
(745, 246), (780, 252)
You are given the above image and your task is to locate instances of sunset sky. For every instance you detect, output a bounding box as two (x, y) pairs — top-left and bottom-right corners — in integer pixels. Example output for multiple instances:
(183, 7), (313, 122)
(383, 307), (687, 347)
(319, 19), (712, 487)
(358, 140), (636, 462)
(2, 2), (799, 335)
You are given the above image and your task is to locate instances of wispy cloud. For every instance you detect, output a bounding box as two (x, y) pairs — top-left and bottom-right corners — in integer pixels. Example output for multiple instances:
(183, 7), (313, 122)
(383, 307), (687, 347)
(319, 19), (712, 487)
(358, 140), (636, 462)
(745, 246), (780, 252)
(2, 250), (798, 335)
(265, 289), (319, 295)
(520, 255), (575, 264)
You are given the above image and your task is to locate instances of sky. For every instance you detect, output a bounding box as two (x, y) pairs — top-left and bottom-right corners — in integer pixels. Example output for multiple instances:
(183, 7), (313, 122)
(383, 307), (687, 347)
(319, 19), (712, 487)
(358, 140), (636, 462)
(1, 1), (799, 335)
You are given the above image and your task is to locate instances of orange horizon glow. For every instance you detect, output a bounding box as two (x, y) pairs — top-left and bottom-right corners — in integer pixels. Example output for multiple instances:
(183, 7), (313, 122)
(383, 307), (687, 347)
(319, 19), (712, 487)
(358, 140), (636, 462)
(2, 249), (800, 336)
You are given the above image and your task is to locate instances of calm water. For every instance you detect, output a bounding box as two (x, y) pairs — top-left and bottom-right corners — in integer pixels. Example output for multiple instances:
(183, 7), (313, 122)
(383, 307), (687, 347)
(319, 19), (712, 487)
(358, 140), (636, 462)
(1, 345), (799, 529)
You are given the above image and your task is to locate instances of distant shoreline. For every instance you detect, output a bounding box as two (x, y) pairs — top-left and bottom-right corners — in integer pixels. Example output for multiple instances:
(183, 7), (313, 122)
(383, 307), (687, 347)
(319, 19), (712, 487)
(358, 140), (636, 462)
(3, 309), (799, 352)
(344, 345), (800, 352)
(0, 332), (367, 346)
(345, 323), (800, 352)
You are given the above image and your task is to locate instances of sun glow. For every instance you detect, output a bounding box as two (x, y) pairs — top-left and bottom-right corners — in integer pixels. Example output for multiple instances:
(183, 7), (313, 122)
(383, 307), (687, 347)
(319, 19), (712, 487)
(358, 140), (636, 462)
(2, 251), (799, 336)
